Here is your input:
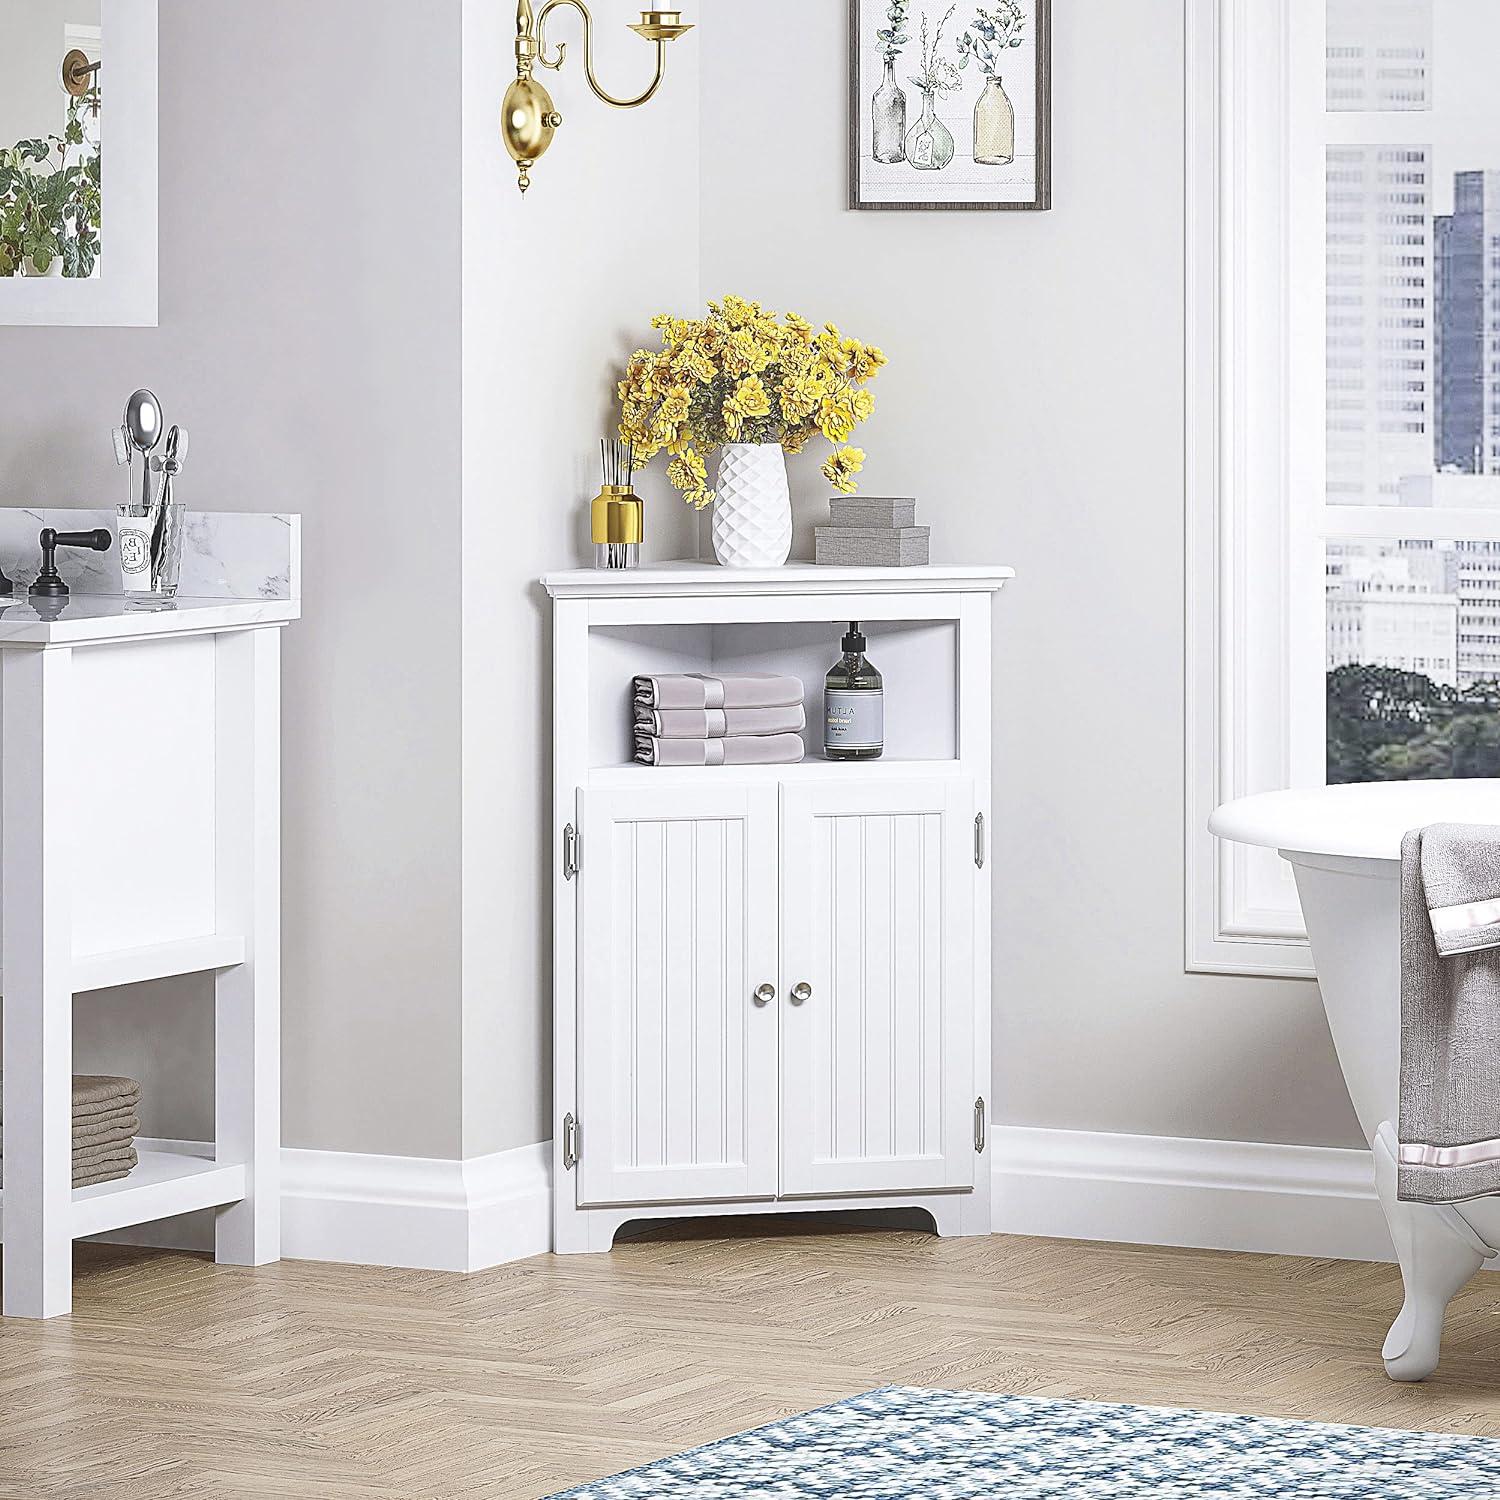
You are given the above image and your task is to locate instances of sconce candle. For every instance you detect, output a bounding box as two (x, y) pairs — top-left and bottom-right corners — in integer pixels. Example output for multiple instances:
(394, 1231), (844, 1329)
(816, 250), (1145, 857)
(502, 1), (693, 194)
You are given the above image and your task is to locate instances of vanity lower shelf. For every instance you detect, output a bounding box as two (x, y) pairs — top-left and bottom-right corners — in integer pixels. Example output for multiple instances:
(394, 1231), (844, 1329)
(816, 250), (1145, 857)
(0, 1146), (246, 1242)
(0, 934), (245, 996)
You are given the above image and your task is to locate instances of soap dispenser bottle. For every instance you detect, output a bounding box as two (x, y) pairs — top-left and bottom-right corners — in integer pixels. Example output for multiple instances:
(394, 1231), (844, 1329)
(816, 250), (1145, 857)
(824, 622), (884, 761)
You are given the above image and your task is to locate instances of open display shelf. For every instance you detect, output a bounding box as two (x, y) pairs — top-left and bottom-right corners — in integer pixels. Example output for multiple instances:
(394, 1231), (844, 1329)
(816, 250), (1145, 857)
(65, 1150), (246, 1241)
(0, 935), (250, 1245)
(0, 1147), (246, 1243)
(587, 617), (960, 770)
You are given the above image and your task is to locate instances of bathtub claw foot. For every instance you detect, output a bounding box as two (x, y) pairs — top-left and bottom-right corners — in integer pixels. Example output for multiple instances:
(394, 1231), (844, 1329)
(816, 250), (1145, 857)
(1374, 1123), (1489, 1382)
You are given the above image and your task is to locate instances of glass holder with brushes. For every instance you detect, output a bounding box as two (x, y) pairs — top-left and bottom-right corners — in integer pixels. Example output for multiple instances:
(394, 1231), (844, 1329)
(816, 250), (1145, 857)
(592, 439), (643, 570)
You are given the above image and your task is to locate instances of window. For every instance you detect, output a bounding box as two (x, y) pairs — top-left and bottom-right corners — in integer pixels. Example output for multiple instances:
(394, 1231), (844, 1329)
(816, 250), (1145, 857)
(1188, 0), (1500, 974)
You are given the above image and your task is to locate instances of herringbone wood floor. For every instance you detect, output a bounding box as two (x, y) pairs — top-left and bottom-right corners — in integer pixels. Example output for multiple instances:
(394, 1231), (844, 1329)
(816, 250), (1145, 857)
(3, 1220), (1500, 1499)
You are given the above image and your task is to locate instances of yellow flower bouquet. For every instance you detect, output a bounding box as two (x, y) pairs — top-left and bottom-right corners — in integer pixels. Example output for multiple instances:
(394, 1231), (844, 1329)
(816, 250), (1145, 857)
(617, 295), (887, 508)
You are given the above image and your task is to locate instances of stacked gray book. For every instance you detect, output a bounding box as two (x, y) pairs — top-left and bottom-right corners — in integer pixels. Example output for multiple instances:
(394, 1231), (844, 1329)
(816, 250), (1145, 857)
(814, 497), (930, 567)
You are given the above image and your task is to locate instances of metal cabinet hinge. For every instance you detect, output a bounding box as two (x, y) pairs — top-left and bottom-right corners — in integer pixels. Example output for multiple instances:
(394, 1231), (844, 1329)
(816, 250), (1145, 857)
(974, 812), (986, 870)
(563, 822), (581, 881)
(973, 1096), (986, 1154)
(562, 1111), (580, 1170)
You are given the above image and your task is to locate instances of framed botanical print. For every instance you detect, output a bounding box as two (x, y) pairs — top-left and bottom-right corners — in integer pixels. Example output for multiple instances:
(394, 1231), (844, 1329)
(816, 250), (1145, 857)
(850, 0), (1051, 211)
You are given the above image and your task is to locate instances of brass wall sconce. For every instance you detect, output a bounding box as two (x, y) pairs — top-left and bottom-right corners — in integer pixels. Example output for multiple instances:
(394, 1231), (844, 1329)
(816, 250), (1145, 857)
(501, 1), (693, 195)
(60, 48), (101, 113)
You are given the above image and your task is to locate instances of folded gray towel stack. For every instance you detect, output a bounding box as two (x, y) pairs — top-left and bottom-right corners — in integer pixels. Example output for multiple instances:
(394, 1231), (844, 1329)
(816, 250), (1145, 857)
(1399, 824), (1500, 1204)
(0, 1073), (141, 1189)
(632, 674), (806, 765)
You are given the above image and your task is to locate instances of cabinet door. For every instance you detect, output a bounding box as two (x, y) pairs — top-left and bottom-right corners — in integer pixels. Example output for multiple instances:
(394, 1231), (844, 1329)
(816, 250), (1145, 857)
(780, 779), (976, 1198)
(577, 784), (780, 1208)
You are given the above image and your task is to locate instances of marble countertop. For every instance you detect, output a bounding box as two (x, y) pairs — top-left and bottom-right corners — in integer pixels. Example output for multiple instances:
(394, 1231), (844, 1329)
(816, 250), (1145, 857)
(0, 593), (300, 646)
(0, 510), (301, 645)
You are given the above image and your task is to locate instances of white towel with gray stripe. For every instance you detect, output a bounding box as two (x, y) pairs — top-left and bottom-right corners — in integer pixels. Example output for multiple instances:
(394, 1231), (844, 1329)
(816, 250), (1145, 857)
(634, 732), (805, 767)
(633, 673), (803, 712)
(1399, 822), (1500, 1203)
(634, 704), (806, 739)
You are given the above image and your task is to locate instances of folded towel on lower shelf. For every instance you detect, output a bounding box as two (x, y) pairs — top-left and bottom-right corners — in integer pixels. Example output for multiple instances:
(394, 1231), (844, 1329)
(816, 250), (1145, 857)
(0, 1073), (142, 1122)
(68, 1074), (143, 1111)
(634, 672), (803, 712)
(71, 1150), (138, 1190)
(0, 1144), (137, 1189)
(635, 732), (806, 767)
(634, 704), (807, 740)
(68, 1111), (140, 1147)
(70, 1146), (137, 1174)
(0, 1116), (140, 1158)
(0, 1108), (139, 1140)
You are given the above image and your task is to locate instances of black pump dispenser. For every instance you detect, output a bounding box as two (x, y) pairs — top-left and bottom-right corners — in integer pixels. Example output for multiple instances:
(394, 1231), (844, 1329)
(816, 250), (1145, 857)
(824, 620), (884, 761)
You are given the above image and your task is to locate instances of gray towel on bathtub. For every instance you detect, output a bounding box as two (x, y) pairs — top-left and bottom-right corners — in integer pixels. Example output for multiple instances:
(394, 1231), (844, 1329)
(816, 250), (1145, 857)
(634, 705), (807, 740)
(633, 673), (803, 712)
(1399, 823), (1500, 1203)
(1419, 824), (1500, 955)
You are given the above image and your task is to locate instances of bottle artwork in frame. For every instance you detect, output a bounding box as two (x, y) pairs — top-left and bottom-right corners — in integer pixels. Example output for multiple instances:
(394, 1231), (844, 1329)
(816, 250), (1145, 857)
(850, 0), (1051, 211)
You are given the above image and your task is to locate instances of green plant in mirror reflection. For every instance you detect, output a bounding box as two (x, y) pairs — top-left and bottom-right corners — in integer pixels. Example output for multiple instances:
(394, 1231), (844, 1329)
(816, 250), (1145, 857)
(0, 89), (101, 279)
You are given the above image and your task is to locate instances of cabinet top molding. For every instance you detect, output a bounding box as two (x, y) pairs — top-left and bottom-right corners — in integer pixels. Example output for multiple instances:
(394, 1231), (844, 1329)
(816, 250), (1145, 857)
(542, 561), (1016, 600)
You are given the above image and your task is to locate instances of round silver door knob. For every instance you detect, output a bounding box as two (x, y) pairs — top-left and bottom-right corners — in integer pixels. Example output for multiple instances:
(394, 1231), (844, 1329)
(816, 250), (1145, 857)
(753, 982), (776, 1006)
(791, 982), (813, 1004)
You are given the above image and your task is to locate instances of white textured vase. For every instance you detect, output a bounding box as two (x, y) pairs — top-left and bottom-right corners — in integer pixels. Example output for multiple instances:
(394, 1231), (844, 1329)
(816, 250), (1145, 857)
(712, 443), (792, 568)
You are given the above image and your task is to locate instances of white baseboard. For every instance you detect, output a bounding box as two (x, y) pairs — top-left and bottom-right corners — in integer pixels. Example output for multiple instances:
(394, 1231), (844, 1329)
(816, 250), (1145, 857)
(991, 1126), (1397, 1263)
(107, 1127), (1414, 1273)
(104, 1138), (553, 1273)
(460, 1144), (555, 1271)
(282, 1140), (552, 1272)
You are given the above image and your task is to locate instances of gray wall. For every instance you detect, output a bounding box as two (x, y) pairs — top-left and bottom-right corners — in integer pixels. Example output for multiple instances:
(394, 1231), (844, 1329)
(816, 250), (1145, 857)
(699, 0), (1363, 1149)
(0, 1), (467, 1159)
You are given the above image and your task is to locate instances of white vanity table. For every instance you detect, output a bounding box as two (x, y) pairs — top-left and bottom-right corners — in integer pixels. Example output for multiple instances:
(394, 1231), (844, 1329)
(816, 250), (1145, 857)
(545, 563), (1011, 1253)
(0, 511), (299, 1318)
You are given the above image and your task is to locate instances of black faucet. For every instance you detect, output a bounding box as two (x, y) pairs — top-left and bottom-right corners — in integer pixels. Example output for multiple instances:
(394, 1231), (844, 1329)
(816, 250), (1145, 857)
(30, 527), (112, 598)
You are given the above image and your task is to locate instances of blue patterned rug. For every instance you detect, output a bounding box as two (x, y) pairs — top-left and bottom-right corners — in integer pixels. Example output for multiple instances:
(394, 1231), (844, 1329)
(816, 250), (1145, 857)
(547, 1386), (1500, 1497)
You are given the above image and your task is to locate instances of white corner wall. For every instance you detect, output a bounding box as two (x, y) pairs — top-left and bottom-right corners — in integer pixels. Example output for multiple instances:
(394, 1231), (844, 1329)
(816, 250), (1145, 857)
(696, 0), (1365, 1153)
(458, 0), (702, 1157)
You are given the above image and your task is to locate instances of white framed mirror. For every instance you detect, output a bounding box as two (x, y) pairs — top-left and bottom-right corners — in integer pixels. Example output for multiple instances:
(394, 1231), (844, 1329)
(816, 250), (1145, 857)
(0, 0), (157, 326)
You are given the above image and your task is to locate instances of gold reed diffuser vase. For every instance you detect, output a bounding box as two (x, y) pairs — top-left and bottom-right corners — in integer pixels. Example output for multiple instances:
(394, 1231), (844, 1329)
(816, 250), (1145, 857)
(591, 439), (643, 569)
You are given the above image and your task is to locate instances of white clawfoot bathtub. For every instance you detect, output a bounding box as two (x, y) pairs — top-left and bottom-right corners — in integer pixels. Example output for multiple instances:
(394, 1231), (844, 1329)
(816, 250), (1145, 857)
(1211, 780), (1500, 1381)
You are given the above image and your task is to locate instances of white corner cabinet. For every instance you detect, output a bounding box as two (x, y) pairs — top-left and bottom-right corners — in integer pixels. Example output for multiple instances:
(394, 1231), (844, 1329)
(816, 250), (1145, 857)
(543, 563), (1012, 1252)
(0, 511), (299, 1318)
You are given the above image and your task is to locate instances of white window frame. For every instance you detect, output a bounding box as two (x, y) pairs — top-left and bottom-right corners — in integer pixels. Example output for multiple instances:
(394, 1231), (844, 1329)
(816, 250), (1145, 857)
(1187, 0), (1500, 976)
